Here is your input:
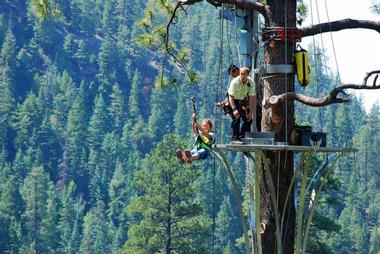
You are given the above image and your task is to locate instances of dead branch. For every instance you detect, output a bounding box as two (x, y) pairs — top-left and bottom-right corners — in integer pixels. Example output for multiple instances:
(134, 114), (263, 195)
(302, 19), (380, 37)
(178, 0), (273, 26)
(269, 71), (380, 107)
(179, 1), (380, 31)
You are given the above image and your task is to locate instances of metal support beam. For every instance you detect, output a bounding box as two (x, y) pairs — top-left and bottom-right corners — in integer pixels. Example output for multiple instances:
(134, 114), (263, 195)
(214, 143), (357, 153)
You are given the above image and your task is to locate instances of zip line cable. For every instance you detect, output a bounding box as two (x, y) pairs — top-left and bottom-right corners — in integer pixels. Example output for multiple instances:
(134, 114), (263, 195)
(323, 0), (341, 83)
(233, 14), (243, 67)
(314, 0), (326, 132)
(309, 0), (324, 132)
(211, 4), (226, 252)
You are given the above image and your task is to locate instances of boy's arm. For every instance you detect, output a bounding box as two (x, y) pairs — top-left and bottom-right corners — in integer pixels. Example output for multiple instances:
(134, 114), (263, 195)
(192, 113), (198, 136)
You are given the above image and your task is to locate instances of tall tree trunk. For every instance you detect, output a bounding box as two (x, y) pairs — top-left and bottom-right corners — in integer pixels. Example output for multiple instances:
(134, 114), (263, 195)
(260, 0), (296, 253)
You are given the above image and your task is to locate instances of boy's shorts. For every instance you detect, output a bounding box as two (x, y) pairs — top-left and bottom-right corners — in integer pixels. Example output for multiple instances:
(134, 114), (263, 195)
(191, 147), (209, 159)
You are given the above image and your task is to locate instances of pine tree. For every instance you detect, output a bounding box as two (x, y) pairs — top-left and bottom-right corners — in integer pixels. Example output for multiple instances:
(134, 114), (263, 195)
(97, 131), (120, 202)
(215, 196), (241, 253)
(50, 70), (78, 134)
(0, 175), (23, 253)
(0, 29), (17, 71)
(58, 181), (85, 254)
(41, 183), (61, 253)
(173, 89), (190, 137)
(108, 161), (130, 251)
(64, 93), (88, 191)
(20, 165), (50, 253)
(369, 219), (380, 254)
(97, 36), (118, 94)
(87, 93), (109, 152)
(109, 83), (126, 134)
(0, 30), (16, 147)
(99, 0), (116, 37)
(121, 134), (211, 253)
(12, 92), (43, 150)
(128, 70), (142, 124)
(147, 84), (177, 144)
(79, 200), (111, 254)
(0, 63), (15, 146)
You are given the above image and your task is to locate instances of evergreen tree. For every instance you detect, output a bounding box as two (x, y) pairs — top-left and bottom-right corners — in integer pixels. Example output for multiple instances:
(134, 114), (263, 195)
(147, 84), (177, 144)
(76, 0), (101, 34)
(122, 134), (211, 253)
(50, 70), (78, 134)
(58, 181), (85, 254)
(20, 165), (50, 254)
(0, 29), (16, 148)
(108, 161), (130, 251)
(0, 29), (17, 71)
(87, 148), (104, 206)
(99, 0), (116, 37)
(97, 36), (118, 94)
(64, 93), (88, 192)
(0, 61), (15, 147)
(97, 131), (120, 202)
(79, 200), (111, 254)
(0, 175), (23, 253)
(41, 183), (61, 253)
(109, 83), (126, 134)
(369, 219), (380, 254)
(12, 92), (43, 150)
(173, 89), (190, 137)
(128, 70), (143, 124)
(215, 196), (241, 253)
(87, 93), (109, 152)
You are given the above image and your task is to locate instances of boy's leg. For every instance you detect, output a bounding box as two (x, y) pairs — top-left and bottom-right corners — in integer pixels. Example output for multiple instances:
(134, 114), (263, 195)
(197, 148), (208, 160)
(176, 149), (185, 163)
(185, 149), (192, 163)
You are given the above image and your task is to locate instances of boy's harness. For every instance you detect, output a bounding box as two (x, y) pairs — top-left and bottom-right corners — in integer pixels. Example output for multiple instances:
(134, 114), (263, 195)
(195, 134), (213, 152)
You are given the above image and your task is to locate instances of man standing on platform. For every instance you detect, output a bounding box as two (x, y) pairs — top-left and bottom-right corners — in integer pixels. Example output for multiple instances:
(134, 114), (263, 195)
(228, 67), (256, 143)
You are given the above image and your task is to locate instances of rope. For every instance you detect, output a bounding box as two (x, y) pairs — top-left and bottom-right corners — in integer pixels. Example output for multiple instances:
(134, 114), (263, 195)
(308, 0), (324, 132)
(323, 0), (341, 82)
(322, 0), (354, 147)
(233, 14), (243, 67)
(314, 0), (326, 132)
(211, 4), (226, 252)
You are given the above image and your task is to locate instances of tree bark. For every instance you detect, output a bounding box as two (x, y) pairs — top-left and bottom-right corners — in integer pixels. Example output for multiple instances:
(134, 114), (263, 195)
(259, 1), (296, 253)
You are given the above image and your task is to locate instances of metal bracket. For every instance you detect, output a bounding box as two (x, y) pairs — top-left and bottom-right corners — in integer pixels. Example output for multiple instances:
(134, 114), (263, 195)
(254, 64), (294, 74)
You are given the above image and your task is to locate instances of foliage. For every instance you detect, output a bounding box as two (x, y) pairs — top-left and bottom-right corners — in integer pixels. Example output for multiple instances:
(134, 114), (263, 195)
(121, 134), (211, 253)
(0, 0), (378, 253)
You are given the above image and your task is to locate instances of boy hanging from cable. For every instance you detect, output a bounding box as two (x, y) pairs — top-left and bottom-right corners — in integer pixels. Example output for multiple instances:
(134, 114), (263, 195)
(176, 112), (216, 164)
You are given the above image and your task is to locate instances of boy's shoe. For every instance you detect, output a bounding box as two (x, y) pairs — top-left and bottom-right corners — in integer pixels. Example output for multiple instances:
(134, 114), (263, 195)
(176, 149), (185, 163)
(185, 150), (192, 164)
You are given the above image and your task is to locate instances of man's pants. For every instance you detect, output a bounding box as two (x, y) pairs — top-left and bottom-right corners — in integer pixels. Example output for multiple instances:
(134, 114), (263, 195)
(229, 100), (252, 139)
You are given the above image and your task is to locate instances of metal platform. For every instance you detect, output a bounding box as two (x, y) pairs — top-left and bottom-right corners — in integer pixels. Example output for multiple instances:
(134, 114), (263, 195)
(214, 143), (356, 153)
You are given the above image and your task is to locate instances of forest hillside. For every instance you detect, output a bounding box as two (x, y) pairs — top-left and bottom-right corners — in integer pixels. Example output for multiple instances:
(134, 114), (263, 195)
(0, 1), (379, 253)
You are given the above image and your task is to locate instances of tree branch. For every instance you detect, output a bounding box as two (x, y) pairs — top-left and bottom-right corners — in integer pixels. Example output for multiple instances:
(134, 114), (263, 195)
(178, 0), (273, 25)
(269, 71), (380, 107)
(302, 19), (380, 37)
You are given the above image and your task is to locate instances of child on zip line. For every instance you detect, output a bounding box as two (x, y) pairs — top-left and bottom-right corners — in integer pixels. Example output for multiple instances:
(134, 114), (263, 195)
(176, 113), (216, 164)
